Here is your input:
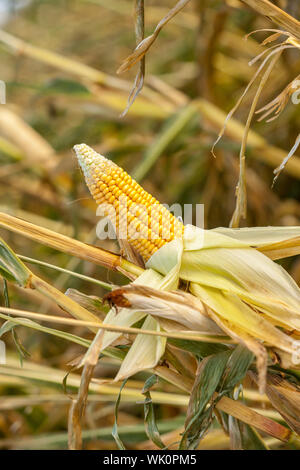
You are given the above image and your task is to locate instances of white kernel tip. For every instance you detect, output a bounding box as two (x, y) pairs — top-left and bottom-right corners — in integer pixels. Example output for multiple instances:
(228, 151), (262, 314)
(73, 143), (115, 183)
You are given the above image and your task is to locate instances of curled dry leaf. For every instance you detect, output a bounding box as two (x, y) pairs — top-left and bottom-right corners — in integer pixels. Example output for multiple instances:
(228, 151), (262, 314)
(242, 0), (300, 41)
(256, 75), (300, 122)
(117, 0), (192, 74)
(65, 288), (109, 319)
(104, 284), (223, 334)
(213, 27), (300, 222)
(273, 134), (300, 185)
(120, 0), (146, 116)
(250, 371), (300, 435)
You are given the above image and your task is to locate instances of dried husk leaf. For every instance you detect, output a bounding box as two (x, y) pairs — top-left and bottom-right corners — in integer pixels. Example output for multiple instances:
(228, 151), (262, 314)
(213, 225), (300, 248)
(106, 284), (223, 334)
(146, 226), (300, 364)
(250, 371), (300, 435)
(100, 269), (163, 352)
(114, 314), (166, 382)
(117, 0), (192, 74)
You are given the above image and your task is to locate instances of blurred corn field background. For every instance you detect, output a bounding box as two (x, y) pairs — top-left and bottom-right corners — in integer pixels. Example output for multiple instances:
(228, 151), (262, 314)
(0, 0), (300, 450)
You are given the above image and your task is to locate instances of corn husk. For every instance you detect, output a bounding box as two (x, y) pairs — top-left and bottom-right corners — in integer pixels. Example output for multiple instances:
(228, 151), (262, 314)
(96, 268), (167, 379)
(95, 224), (300, 385)
(213, 225), (300, 248)
(114, 314), (166, 382)
(145, 225), (300, 386)
(105, 285), (223, 334)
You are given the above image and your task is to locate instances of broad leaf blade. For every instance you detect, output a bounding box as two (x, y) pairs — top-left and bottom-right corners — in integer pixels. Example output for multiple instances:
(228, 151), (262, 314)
(0, 237), (31, 286)
(142, 375), (165, 449)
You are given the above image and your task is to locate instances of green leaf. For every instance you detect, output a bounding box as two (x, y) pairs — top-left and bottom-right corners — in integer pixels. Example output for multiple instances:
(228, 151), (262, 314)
(142, 375), (165, 449)
(180, 350), (230, 450)
(40, 78), (90, 96)
(112, 379), (128, 450)
(180, 345), (253, 450)
(0, 310), (125, 362)
(2, 280), (30, 365)
(0, 238), (31, 286)
(219, 345), (254, 395)
(168, 338), (228, 358)
(0, 319), (16, 337)
(133, 103), (198, 182)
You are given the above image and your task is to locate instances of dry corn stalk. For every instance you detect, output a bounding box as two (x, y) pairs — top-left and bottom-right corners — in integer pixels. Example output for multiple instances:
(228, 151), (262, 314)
(213, 25), (300, 226)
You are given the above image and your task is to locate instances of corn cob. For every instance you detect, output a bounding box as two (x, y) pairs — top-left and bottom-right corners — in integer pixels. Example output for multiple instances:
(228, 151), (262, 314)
(74, 144), (184, 261)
